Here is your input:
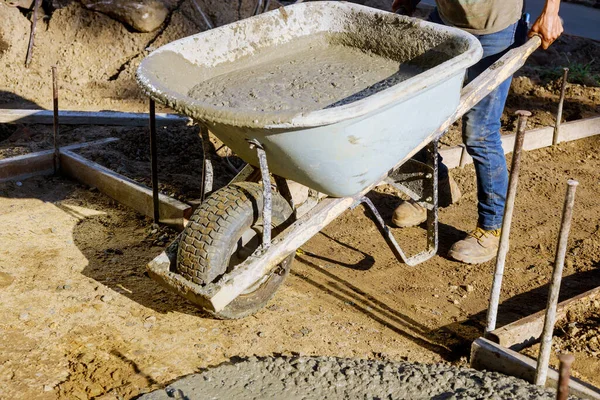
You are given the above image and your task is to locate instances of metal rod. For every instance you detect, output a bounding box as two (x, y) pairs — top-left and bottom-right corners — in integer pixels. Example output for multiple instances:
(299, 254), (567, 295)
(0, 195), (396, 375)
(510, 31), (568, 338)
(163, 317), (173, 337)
(254, 0), (264, 15)
(25, 0), (42, 67)
(52, 66), (60, 174)
(198, 125), (213, 202)
(425, 140), (439, 255)
(249, 140), (272, 248)
(485, 110), (531, 334)
(458, 144), (468, 168)
(556, 353), (575, 400)
(191, 0), (214, 29)
(553, 68), (569, 146)
(149, 99), (160, 224)
(535, 180), (579, 386)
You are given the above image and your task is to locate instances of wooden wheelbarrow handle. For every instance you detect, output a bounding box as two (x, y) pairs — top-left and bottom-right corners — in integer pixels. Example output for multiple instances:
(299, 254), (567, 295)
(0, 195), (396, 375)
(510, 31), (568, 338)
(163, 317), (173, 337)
(434, 35), (542, 140)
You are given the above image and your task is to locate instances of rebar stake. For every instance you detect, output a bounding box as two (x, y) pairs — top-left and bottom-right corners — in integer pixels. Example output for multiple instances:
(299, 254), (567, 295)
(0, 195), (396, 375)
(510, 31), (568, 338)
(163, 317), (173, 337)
(535, 179), (579, 386)
(52, 66), (60, 174)
(149, 99), (160, 224)
(553, 68), (569, 146)
(485, 110), (530, 335)
(556, 354), (575, 400)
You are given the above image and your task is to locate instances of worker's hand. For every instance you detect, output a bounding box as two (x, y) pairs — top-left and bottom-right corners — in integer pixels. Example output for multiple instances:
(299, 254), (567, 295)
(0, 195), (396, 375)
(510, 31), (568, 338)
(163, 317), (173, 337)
(391, 0), (415, 15)
(529, 2), (564, 49)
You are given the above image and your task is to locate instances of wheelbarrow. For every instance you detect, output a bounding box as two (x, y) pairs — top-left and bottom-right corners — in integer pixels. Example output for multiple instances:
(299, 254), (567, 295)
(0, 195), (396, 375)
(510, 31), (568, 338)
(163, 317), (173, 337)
(137, 2), (541, 319)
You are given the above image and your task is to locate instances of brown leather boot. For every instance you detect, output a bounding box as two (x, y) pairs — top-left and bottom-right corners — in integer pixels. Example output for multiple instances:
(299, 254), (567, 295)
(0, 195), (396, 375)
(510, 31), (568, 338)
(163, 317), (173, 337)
(391, 175), (461, 228)
(448, 226), (501, 264)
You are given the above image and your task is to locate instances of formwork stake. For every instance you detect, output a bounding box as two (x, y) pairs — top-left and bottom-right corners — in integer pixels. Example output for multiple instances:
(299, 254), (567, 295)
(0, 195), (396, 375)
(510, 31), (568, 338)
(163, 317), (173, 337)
(553, 68), (569, 146)
(52, 66), (60, 174)
(485, 110), (531, 334)
(149, 99), (160, 224)
(535, 179), (579, 386)
(556, 354), (575, 400)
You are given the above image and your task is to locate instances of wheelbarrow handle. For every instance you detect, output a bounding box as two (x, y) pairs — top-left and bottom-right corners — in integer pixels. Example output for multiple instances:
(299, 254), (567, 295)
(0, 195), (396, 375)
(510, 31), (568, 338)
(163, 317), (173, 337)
(432, 35), (541, 141)
(453, 35), (542, 125)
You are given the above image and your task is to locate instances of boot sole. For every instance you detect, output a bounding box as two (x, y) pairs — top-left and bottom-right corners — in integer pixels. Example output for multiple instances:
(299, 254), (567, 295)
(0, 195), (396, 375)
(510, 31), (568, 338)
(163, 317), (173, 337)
(391, 215), (427, 228)
(447, 250), (496, 265)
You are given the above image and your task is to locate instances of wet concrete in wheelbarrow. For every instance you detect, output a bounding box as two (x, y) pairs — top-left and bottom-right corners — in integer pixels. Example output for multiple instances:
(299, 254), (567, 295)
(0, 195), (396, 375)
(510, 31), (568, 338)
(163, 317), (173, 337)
(187, 33), (424, 114)
(140, 356), (569, 399)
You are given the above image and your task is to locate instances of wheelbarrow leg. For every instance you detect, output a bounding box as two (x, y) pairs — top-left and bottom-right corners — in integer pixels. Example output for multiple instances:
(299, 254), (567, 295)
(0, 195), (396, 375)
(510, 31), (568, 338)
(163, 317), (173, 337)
(356, 140), (439, 266)
(248, 139), (273, 248)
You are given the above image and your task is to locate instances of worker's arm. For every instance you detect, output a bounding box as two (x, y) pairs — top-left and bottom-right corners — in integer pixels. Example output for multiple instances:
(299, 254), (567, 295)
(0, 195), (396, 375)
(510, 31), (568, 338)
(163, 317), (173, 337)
(529, 0), (563, 49)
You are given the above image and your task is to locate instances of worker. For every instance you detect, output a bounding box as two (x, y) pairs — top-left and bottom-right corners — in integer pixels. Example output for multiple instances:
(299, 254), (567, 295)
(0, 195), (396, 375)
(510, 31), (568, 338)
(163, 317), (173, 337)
(390, 0), (563, 264)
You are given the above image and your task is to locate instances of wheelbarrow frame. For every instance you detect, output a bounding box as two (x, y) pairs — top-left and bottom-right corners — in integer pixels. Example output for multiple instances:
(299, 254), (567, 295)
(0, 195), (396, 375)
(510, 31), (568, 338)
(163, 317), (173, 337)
(147, 36), (542, 314)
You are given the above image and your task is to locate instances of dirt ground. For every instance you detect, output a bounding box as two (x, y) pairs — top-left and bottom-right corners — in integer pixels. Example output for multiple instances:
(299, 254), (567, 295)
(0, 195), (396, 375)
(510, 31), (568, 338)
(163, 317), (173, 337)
(523, 296), (600, 388)
(1, 135), (598, 399)
(1, 0), (600, 399)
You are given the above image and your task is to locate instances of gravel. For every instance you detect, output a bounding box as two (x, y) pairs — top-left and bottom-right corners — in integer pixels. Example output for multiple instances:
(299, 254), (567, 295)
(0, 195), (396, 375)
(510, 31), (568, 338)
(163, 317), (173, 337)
(139, 356), (568, 399)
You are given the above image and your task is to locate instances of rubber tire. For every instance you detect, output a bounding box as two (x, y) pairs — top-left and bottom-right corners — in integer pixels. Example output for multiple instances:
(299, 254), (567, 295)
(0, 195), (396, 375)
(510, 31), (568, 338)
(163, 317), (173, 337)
(177, 182), (294, 319)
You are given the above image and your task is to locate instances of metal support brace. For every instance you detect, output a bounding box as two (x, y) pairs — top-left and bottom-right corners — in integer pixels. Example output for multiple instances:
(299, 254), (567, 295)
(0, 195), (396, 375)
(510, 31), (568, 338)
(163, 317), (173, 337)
(248, 139), (272, 248)
(355, 140), (439, 266)
(149, 99), (160, 224)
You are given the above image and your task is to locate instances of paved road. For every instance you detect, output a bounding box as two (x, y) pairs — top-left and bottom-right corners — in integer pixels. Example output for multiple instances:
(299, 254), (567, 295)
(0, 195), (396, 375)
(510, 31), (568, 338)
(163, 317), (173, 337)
(421, 0), (600, 41)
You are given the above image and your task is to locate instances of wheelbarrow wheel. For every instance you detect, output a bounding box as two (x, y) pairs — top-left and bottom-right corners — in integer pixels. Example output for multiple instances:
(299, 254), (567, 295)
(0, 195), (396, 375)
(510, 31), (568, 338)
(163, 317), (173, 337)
(177, 182), (295, 319)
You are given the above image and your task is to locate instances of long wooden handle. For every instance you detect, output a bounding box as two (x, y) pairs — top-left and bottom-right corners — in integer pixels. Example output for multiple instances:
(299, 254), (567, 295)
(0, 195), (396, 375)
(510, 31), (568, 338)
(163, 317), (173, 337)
(434, 35), (541, 139)
(457, 35), (542, 118)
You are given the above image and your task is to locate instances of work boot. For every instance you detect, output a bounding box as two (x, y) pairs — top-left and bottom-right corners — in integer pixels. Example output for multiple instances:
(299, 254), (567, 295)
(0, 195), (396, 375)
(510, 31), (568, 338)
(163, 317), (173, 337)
(391, 176), (461, 228)
(448, 226), (501, 264)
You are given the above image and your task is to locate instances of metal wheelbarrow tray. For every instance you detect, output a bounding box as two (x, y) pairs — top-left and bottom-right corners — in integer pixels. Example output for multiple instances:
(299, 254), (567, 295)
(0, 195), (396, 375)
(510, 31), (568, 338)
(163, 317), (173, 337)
(137, 2), (542, 318)
(137, 1), (482, 197)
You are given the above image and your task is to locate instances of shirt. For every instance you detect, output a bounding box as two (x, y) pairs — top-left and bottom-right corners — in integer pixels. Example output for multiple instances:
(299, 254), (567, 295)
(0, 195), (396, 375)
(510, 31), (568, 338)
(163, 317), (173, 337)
(436, 0), (523, 35)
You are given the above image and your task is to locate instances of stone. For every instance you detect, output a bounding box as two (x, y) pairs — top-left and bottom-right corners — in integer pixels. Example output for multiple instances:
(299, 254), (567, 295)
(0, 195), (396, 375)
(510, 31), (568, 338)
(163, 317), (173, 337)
(80, 0), (169, 32)
(100, 295), (112, 303)
(0, 272), (15, 288)
(19, 312), (29, 321)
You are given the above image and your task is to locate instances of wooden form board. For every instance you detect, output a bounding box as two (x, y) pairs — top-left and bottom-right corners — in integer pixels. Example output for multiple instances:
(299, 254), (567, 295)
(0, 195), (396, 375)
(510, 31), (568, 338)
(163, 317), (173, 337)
(0, 138), (118, 183)
(59, 149), (192, 229)
(471, 337), (600, 399)
(440, 116), (600, 169)
(489, 286), (600, 351)
(0, 109), (189, 126)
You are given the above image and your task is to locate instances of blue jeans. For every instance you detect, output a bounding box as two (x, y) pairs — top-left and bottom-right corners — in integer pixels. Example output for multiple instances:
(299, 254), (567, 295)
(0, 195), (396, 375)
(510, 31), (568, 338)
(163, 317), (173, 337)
(430, 10), (519, 231)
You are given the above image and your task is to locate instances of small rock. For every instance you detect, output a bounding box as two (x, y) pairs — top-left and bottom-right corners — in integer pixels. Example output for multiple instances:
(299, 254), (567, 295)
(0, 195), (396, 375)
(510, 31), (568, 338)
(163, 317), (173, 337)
(300, 327), (311, 336)
(16, 181), (22, 187)
(19, 312), (29, 321)
(143, 322), (153, 329)
(100, 295), (112, 303)
(0, 272), (15, 288)
(433, 294), (439, 298)
(449, 285), (458, 291)
(291, 333), (303, 339)
(452, 299), (460, 305)
(464, 284), (474, 293)
(145, 316), (157, 322)
(257, 331), (265, 338)
(43, 384), (53, 392)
